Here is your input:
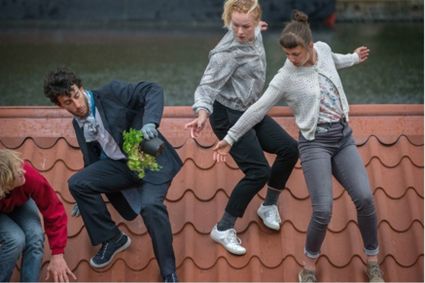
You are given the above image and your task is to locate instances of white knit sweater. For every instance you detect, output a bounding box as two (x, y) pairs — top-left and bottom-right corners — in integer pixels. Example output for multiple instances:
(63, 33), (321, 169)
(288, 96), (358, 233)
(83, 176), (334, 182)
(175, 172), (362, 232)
(224, 41), (360, 143)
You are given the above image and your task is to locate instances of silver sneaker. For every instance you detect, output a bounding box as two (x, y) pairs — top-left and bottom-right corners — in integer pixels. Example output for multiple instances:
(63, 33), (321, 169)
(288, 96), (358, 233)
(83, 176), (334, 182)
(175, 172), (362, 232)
(257, 204), (282, 231)
(298, 269), (317, 283)
(367, 262), (385, 282)
(210, 225), (246, 255)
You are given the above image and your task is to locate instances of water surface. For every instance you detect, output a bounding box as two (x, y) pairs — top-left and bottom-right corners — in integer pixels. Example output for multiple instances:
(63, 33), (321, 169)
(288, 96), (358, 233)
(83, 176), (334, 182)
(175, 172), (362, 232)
(0, 23), (422, 105)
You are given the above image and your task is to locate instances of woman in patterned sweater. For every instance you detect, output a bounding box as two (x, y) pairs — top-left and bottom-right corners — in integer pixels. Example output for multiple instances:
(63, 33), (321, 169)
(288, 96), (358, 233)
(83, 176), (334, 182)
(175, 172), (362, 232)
(213, 10), (384, 283)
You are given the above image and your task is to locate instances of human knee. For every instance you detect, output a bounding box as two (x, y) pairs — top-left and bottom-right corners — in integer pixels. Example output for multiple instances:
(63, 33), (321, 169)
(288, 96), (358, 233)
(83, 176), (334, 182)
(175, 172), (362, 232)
(276, 140), (299, 166)
(247, 164), (271, 184)
(356, 192), (376, 214)
(24, 227), (45, 251)
(312, 208), (332, 226)
(68, 172), (86, 194)
(286, 139), (300, 159)
(288, 141), (300, 161)
(1, 231), (26, 257)
(140, 201), (167, 218)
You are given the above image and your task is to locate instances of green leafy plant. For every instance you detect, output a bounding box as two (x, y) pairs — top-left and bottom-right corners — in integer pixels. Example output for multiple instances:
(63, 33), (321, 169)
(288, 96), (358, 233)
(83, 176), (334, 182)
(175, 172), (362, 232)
(123, 128), (161, 178)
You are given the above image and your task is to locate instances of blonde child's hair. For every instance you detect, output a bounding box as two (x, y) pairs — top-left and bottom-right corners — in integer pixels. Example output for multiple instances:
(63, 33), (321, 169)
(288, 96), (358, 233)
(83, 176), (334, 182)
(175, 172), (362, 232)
(0, 149), (24, 199)
(222, 0), (262, 27)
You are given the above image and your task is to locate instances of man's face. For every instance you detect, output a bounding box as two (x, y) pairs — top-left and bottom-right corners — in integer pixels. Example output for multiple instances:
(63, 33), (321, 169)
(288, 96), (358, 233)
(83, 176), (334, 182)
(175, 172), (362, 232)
(57, 84), (89, 118)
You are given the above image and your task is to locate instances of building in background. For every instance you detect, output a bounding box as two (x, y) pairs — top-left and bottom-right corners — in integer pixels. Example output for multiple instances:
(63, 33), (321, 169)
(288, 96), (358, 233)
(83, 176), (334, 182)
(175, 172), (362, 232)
(0, 0), (422, 29)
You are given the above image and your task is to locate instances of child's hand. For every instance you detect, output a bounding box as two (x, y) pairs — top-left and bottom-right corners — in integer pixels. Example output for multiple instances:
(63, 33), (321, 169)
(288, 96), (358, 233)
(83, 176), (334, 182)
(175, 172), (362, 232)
(355, 46), (370, 63)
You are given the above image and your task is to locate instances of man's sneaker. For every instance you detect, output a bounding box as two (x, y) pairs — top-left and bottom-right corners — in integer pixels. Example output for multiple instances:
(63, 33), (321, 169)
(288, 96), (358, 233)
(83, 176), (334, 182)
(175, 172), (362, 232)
(210, 225), (246, 255)
(89, 233), (131, 268)
(257, 203), (281, 231)
(298, 268), (317, 283)
(367, 262), (385, 282)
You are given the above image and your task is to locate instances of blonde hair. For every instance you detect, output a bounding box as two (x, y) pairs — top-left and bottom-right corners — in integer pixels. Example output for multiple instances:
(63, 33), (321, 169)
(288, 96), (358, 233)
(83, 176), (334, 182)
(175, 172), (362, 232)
(279, 10), (313, 49)
(0, 149), (24, 198)
(222, 0), (262, 27)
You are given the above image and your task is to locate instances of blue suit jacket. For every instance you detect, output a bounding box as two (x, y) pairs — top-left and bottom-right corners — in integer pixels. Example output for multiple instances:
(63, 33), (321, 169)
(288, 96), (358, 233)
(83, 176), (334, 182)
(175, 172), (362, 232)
(73, 80), (182, 220)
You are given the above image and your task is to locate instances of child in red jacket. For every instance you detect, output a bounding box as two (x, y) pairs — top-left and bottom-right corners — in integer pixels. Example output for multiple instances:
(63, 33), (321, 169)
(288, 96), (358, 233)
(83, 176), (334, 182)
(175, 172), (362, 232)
(0, 149), (76, 282)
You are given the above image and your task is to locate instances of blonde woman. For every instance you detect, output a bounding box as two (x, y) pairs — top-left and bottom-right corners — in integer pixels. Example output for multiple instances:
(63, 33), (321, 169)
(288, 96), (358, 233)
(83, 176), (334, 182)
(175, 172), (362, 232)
(185, 0), (298, 255)
(213, 10), (384, 283)
(0, 149), (75, 282)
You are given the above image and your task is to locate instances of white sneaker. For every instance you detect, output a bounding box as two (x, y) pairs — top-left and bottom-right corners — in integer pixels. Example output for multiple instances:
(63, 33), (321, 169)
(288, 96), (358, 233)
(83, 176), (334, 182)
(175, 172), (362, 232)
(210, 225), (246, 255)
(257, 203), (282, 231)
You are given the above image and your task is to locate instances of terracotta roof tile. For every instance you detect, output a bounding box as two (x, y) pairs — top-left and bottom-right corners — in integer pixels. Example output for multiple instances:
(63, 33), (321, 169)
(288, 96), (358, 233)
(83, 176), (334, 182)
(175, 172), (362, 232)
(1, 104), (423, 282)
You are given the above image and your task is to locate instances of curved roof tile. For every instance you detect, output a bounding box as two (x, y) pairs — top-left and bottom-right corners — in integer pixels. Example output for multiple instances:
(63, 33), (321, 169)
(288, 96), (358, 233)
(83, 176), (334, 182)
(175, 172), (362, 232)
(2, 105), (422, 282)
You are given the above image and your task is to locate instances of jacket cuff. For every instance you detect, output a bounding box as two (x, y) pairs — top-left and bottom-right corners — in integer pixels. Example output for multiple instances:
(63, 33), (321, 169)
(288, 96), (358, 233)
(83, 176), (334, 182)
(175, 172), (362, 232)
(353, 52), (360, 64)
(223, 135), (236, 146)
(195, 107), (210, 114)
(51, 248), (65, 255)
(193, 104), (213, 115)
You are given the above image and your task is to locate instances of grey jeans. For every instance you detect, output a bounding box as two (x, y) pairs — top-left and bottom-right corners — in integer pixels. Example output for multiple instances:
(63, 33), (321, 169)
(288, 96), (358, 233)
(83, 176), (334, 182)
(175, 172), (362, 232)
(298, 120), (379, 259)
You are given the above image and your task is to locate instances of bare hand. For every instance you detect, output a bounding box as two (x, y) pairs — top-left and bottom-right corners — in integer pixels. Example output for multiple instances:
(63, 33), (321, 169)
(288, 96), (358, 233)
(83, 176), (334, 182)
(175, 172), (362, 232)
(184, 110), (209, 138)
(46, 254), (77, 282)
(354, 46), (370, 63)
(212, 140), (231, 162)
(259, 20), (268, 31)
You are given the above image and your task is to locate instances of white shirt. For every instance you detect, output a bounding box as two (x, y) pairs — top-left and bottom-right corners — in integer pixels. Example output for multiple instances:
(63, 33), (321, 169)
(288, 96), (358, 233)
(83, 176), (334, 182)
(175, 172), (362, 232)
(224, 41), (360, 142)
(94, 108), (126, 160)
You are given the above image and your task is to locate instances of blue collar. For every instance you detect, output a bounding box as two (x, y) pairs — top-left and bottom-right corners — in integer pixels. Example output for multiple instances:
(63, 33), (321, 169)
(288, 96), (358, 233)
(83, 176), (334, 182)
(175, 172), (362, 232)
(86, 90), (95, 117)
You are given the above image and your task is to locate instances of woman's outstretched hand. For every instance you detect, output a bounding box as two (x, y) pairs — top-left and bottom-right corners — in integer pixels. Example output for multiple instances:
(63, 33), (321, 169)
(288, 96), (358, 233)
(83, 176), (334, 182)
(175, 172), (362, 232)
(354, 46), (370, 63)
(213, 140), (232, 162)
(184, 109), (209, 138)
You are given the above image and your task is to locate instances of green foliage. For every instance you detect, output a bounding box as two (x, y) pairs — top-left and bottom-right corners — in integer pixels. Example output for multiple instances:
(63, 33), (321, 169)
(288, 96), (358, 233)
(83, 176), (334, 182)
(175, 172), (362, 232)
(123, 128), (161, 179)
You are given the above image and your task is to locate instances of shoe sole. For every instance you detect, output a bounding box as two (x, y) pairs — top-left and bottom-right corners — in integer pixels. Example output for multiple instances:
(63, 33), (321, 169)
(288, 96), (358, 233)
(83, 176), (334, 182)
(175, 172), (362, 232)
(257, 211), (281, 231)
(210, 233), (246, 256)
(89, 236), (132, 269)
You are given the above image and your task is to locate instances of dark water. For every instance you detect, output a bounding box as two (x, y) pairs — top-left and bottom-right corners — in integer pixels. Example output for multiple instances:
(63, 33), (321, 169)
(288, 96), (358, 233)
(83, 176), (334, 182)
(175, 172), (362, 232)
(0, 23), (423, 106)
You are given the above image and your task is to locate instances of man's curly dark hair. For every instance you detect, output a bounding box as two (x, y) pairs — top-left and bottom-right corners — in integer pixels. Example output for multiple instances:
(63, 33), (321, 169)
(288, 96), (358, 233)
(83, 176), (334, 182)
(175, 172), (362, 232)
(44, 67), (82, 105)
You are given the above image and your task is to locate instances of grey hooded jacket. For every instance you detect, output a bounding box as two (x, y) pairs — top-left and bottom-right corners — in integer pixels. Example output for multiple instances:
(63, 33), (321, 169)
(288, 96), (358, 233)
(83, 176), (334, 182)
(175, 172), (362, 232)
(192, 26), (266, 114)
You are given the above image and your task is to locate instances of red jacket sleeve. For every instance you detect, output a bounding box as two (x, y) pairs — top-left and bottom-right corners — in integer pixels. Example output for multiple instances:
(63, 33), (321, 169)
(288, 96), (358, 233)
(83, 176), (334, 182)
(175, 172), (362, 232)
(24, 163), (68, 255)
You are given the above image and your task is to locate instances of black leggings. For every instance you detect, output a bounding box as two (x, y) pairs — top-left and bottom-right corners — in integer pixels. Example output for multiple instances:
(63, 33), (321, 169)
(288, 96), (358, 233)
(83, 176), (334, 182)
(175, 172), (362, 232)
(210, 101), (299, 217)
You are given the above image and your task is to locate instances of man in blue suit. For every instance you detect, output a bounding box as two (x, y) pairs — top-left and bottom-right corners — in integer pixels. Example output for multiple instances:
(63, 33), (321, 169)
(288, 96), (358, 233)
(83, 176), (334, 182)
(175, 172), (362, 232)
(44, 67), (182, 282)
